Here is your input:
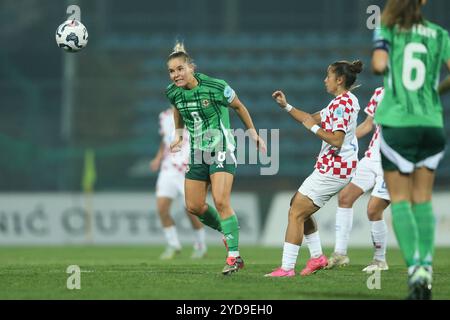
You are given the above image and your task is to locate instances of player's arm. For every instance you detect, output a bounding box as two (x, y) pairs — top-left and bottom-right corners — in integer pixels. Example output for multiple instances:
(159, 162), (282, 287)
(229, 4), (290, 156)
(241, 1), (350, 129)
(438, 60), (450, 95)
(229, 95), (267, 152)
(170, 106), (185, 152)
(311, 111), (321, 124)
(371, 28), (390, 75)
(272, 90), (344, 148)
(150, 140), (164, 172)
(356, 115), (374, 139)
(372, 49), (388, 75)
(272, 90), (312, 123)
(173, 106), (184, 134)
(303, 115), (346, 148)
(306, 111), (343, 144)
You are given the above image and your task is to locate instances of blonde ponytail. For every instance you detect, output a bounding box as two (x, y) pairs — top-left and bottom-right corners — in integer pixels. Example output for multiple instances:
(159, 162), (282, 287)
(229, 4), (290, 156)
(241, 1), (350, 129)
(173, 41), (187, 55)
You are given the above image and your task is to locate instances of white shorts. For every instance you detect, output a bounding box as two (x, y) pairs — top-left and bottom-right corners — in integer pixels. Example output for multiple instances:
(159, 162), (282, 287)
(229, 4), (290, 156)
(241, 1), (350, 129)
(350, 157), (390, 201)
(156, 170), (185, 199)
(298, 170), (351, 208)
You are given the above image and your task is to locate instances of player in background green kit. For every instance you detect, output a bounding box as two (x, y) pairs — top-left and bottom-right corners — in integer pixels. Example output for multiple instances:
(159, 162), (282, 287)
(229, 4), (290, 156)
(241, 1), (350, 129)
(372, 0), (450, 299)
(166, 41), (267, 275)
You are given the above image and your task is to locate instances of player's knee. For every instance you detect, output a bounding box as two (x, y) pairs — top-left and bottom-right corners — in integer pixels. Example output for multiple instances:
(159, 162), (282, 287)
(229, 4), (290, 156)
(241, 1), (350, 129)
(288, 207), (307, 223)
(213, 199), (230, 214)
(338, 191), (355, 208)
(185, 202), (204, 216)
(412, 193), (432, 204)
(367, 206), (383, 221)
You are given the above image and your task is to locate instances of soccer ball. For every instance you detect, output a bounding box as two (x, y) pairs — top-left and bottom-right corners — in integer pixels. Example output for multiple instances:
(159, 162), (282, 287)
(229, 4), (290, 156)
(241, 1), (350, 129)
(55, 19), (88, 52)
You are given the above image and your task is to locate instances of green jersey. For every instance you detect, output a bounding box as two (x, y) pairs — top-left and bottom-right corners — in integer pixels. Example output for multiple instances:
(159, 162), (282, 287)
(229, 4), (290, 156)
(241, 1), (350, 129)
(373, 20), (450, 128)
(165, 73), (236, 152)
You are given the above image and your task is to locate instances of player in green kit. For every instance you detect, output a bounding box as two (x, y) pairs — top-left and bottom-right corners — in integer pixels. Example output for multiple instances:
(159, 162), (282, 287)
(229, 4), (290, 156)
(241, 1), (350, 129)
(372, 0), (450, 299)
(165, 41), (267, 275)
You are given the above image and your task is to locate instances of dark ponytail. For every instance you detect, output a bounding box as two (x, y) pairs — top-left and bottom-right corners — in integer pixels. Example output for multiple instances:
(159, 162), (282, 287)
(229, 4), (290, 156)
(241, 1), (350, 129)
(330, 60), (363, 90)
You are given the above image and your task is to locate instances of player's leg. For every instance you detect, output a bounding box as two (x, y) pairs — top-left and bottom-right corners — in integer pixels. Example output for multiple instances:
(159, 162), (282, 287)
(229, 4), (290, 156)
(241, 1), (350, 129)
(383, 170), (417, 266)
(328, 158), (374, 268)
(401, 167), (438, 300)
(301, 216), (328, 276)
(384, 169), (430, 299)
(381, 126), (445, 298)
(156, 171), (183, 259)
(265, 171), (348, 277)
(184, 178), (222, 233)
(304, 216), (324, 259)
(362, 195), (390, 272)
(407, 128), (446, 299)
(326, 183), (364, 268)
(411, 167), (436, 273)
(157, 196), (183, 259)
(179, 174), (207, 259)
(186, 212), (208, 259)
(209, 171), (244, 274)
(265, 192), (319, 277)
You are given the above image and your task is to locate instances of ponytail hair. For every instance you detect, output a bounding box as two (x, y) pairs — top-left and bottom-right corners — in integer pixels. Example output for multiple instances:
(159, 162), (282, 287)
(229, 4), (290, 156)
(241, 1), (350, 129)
(381, 0), (424, 29)
(330, 60), (363, 90)
(167, 40), (195, 68)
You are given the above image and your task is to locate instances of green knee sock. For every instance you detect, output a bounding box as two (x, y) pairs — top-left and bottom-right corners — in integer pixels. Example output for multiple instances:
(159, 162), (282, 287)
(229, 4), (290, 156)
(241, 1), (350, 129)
(391, 201), (419, 267)
(412, 202), (435, 267)
(198, 204), (222, 232)
(221, 214), (240, 252)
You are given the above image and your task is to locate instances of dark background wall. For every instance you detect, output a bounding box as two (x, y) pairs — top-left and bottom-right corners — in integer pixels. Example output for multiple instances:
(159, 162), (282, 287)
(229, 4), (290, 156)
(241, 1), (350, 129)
(1, 0), (449, 192)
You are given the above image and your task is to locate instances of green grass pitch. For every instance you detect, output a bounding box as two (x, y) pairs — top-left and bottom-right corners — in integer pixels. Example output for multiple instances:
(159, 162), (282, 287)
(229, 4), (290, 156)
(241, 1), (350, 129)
(0, 246), (449, 300)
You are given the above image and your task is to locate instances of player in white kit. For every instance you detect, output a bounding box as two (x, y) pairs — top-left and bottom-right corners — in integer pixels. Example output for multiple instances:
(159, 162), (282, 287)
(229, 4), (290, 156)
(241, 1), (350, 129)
(150, 107), (207, 260)
(326, 87), (391, 272)
(266, 60), (363, 277)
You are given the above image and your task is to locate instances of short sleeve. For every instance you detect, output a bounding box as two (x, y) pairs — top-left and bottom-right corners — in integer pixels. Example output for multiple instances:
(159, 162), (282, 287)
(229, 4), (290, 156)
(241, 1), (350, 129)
(223, 84), (236, 104)
(165, 84), (177, 106)
(332, 97), (353, 133)
(364, 87), (384, 117)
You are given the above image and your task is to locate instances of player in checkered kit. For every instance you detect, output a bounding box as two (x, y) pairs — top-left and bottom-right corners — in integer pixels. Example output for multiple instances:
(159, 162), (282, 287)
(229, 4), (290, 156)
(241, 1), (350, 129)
(150, 107), (207, 260)
(266, 60), (363, 277)
(326, 87), (391, 272)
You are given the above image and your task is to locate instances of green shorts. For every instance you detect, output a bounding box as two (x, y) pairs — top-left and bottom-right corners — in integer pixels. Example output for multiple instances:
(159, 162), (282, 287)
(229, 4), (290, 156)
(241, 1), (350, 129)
(380, 126), (446, 173)
(185, 150), (237, 182)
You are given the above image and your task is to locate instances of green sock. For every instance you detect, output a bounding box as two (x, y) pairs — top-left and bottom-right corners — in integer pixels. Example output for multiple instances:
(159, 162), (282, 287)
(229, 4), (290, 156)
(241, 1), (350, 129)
(198, 204), (222, 232)
(221, 214), (240, 252)
(391, 201), (420, 267)
(412, 202), (435, 267)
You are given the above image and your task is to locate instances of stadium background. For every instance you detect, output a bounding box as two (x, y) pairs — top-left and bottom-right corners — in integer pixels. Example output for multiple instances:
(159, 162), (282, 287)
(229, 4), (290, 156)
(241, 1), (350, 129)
(1, 0), (450, 246)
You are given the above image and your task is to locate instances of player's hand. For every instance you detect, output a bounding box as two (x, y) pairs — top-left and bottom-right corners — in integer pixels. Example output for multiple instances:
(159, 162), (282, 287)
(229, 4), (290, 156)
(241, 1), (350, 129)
(302, 116), (316, 130)
(272, 90), (288, 108)
(255, 135), (267, 153)
(170, 136), (183, 153)
(149, 158), (160, 172)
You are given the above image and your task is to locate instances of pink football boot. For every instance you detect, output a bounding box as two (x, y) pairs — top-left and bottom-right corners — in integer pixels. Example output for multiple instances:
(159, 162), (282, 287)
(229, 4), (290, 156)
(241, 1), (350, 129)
(264, 267), (296, 277)
(300, 255), (328, 276)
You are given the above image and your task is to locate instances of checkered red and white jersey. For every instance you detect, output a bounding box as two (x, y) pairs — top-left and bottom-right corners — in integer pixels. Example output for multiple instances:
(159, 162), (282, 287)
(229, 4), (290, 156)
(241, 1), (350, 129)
(364, 87), (384, 162)
(315, 91), (360, 179)
(159, 108), (189, 173)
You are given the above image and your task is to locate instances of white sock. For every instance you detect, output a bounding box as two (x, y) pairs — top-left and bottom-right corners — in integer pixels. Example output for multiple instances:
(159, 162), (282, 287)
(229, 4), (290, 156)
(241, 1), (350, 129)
(163, 225), (181, 250)
(305, 231), (323, 258)
(408, 265), (417, 276)
(370, 220), (387, 261)
(281, 242), (300, 270)
(334, 207), (353, 255)
(229, 251), (240, 258)
(193, 228), (206, 250)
